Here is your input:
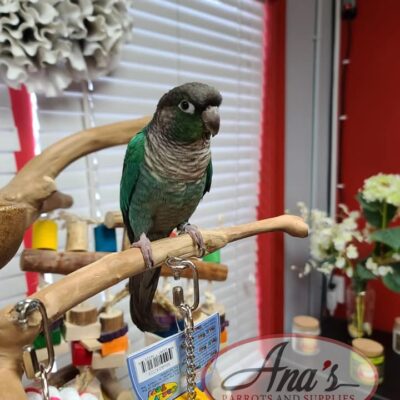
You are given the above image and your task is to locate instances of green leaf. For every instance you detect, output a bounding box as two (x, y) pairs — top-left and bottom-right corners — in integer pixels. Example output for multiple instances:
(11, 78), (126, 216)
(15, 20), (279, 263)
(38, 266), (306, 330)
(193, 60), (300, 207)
(356, 193), (380, 212)
(356, 193), (398, 227)
(371, 227), (400, 251)
(356, 263), (376, 281)
(383, 270), (400, 293)
(363, 210), (381, 228)
(357, 194), (382, 227)
(385, 204), (398, 224)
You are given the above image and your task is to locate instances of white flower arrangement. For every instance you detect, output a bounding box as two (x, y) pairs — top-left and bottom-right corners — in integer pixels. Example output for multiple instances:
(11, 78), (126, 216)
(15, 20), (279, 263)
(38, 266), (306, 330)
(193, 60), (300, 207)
(0, 0), (133, 96)
(297, 202), (362, 278)
(295, 173), (400, 294)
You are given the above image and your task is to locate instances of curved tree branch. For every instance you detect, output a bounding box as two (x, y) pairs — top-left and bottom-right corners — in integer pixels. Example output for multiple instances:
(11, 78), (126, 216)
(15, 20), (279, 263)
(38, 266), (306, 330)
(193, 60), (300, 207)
(0, 215), (308, 400)
(0, 116), (151, 269)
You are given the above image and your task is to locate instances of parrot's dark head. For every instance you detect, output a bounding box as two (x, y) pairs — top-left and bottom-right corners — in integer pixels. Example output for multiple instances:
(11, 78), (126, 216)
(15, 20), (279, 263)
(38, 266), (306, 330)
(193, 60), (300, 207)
(153, 82), (222, 143)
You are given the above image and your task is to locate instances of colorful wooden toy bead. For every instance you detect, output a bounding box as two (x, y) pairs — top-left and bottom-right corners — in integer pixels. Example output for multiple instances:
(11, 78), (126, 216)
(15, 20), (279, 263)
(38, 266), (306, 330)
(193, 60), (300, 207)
(98, 324), (128, 343)
(94, 224), (117, 252)
(71, 341), (93, 367)
(32, 220), (58, 250)
(101, 334), (128, 357)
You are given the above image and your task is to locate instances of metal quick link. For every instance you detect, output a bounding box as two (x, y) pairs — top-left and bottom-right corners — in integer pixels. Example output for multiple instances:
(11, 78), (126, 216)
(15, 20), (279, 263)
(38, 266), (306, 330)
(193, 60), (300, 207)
(14, 298), (54, 400)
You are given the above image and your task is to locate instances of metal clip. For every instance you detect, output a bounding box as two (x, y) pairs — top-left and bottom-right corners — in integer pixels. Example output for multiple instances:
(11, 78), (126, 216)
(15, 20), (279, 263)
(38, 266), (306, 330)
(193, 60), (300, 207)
(165, 258), (198, 399)
(22, 345), (40, 380)
(14, 298), (54, 400)
(165, 257), (200, 311)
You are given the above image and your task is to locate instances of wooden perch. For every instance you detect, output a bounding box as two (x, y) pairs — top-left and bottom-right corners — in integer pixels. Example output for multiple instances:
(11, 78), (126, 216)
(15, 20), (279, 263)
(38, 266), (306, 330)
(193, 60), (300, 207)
(0, 116), (151, 269)
(161, 260), (227, 281)
(0, 214), (307, 400)
(21, 250), (107, 275)
(20, 249), (229, 281)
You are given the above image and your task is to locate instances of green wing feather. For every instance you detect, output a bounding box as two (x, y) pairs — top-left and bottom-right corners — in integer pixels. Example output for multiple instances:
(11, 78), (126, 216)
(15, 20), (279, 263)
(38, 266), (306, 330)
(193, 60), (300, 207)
(120, 130), (146, 242)
(203, 159), (213, 196)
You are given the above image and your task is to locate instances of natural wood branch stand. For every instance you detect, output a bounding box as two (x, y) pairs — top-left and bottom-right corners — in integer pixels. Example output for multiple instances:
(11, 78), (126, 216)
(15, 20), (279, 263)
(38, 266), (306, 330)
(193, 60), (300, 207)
(0, 215), (307, 400)
(0, 117), (150, 269)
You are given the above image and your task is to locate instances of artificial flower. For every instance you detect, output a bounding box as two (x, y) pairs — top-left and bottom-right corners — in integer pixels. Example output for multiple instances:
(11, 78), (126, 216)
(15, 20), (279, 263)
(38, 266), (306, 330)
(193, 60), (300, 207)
(346, 267), (354, 278)
(378, 265), (394, 276)
(346, 244), (359, 259)
(335, 256), (346, 269)
(362, 173), (400, 207)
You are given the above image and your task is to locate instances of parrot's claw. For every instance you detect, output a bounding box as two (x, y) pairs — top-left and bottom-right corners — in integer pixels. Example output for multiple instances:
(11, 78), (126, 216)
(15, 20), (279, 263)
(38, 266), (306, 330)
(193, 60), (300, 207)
(178, 223), (206, 258)
(130, 233), (155, 269)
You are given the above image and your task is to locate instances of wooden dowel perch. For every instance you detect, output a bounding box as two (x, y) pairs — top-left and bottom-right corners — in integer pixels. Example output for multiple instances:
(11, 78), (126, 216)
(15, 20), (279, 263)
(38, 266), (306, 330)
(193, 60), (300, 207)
(21, 250), (107, 275)
(20, 249), (229, 281)
(0, 215), (307, 400)
(0, 117), (151, 269)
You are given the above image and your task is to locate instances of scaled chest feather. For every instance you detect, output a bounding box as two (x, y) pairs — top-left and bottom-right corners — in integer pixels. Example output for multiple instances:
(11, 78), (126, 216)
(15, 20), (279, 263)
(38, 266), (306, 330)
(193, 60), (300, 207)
(130, 166), (206, 235)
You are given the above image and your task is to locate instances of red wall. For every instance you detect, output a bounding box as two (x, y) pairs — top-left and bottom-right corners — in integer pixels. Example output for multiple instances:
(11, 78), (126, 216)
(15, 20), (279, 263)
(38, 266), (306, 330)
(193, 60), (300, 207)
(257, 0), (286, 336)
(339, 0), (400, 332)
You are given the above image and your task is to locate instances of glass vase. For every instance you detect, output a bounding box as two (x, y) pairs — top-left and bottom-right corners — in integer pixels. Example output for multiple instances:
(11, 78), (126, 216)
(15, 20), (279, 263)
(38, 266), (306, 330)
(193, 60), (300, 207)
(346, 285), (375, 338)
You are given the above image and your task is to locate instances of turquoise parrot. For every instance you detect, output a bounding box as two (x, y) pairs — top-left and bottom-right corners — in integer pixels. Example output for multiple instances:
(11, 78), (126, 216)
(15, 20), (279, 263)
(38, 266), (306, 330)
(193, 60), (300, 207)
(120, 82), (222, 331)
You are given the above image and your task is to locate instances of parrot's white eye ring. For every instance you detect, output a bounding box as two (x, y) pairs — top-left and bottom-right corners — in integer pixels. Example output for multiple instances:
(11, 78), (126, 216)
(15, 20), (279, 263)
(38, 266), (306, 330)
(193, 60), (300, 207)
(178, 100), (195, 114)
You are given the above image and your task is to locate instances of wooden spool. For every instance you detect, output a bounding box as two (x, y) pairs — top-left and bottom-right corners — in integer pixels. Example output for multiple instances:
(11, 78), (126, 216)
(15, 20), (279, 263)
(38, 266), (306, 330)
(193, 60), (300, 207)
(68, 304), (98, 326)
(32, 220), (58, 251)
(104, 211), (124, 229)
(66, 220), (89, 251)
(94, 224), (117, 252)
(99, 309), (124, 333)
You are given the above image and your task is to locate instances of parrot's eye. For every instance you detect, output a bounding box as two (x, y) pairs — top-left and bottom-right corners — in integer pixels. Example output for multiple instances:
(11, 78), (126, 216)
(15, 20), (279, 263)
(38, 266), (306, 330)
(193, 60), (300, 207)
(178, 100), (195, 114)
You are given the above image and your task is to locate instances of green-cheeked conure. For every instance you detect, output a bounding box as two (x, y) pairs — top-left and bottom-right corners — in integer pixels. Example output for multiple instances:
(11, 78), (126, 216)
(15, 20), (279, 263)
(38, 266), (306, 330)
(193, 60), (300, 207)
(120, 82), (222, 332)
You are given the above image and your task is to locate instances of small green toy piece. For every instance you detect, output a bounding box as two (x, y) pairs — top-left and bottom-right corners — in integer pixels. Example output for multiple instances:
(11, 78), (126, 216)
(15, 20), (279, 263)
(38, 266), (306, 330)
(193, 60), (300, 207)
(203, 249), (221, 264)
(33, 327), (62, 350)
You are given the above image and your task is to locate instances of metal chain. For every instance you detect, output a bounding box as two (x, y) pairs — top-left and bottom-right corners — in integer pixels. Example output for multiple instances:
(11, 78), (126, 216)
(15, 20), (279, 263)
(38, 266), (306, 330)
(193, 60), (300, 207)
(181, 304), (196, 400)
(165, 257), (199, 399)
(39, 364), (49, 400)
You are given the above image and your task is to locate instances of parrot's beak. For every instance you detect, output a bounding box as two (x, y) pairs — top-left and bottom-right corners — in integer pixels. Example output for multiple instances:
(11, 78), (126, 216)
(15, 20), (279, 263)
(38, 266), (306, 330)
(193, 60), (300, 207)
(202, 106), (220, 138)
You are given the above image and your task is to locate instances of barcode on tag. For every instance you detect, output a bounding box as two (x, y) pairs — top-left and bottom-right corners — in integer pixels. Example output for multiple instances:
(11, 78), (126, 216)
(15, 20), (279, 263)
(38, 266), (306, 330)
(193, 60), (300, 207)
(140, 346), (174, 373)
(134, 342), (179, 383)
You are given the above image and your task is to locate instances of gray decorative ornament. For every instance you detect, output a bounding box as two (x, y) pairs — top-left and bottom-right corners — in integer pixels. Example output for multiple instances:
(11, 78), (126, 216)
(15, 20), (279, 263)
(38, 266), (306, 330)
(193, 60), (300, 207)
(0, 0), (133, 96)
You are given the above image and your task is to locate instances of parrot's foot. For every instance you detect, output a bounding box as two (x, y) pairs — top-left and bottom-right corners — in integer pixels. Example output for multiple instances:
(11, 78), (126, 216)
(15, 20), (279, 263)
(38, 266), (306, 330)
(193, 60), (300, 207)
(130, 233), (154, 269)
(178, 223), (206, 257)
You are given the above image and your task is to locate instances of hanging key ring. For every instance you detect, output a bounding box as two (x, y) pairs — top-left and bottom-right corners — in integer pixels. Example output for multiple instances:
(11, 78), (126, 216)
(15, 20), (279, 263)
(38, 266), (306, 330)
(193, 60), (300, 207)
(14, 298), (55, 377)
(165, 257), (199, 311)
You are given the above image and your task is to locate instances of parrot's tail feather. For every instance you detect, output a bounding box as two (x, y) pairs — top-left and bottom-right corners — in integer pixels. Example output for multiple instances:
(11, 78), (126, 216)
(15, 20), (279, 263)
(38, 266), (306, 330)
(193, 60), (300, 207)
(129, 268), (162, 332)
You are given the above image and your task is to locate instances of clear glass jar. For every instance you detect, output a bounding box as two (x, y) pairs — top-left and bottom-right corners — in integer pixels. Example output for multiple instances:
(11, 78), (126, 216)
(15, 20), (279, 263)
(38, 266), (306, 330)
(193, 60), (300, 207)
(352, 338), (384, 385)
(292, 315), (320, 355)
(346, 285), (375, 338)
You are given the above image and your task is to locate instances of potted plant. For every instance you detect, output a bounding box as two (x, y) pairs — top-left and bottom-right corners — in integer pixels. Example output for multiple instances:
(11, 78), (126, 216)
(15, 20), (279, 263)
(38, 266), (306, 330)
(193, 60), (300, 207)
(296, 174), (400, 338)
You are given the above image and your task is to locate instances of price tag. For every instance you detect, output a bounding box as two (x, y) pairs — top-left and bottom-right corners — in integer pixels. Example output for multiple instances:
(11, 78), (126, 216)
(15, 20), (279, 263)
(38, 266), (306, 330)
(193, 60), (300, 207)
(127, 313), (220, 400)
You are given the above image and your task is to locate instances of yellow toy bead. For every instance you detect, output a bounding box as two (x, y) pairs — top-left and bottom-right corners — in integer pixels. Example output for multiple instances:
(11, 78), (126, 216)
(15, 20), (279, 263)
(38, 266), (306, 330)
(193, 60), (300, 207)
(32, 220), (58, 250)
(175, 387), (209, 399)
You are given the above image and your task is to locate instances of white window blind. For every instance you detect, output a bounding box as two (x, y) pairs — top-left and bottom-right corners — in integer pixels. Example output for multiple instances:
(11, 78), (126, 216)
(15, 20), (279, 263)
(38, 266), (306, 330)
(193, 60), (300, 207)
(35, 0), (265, 388)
